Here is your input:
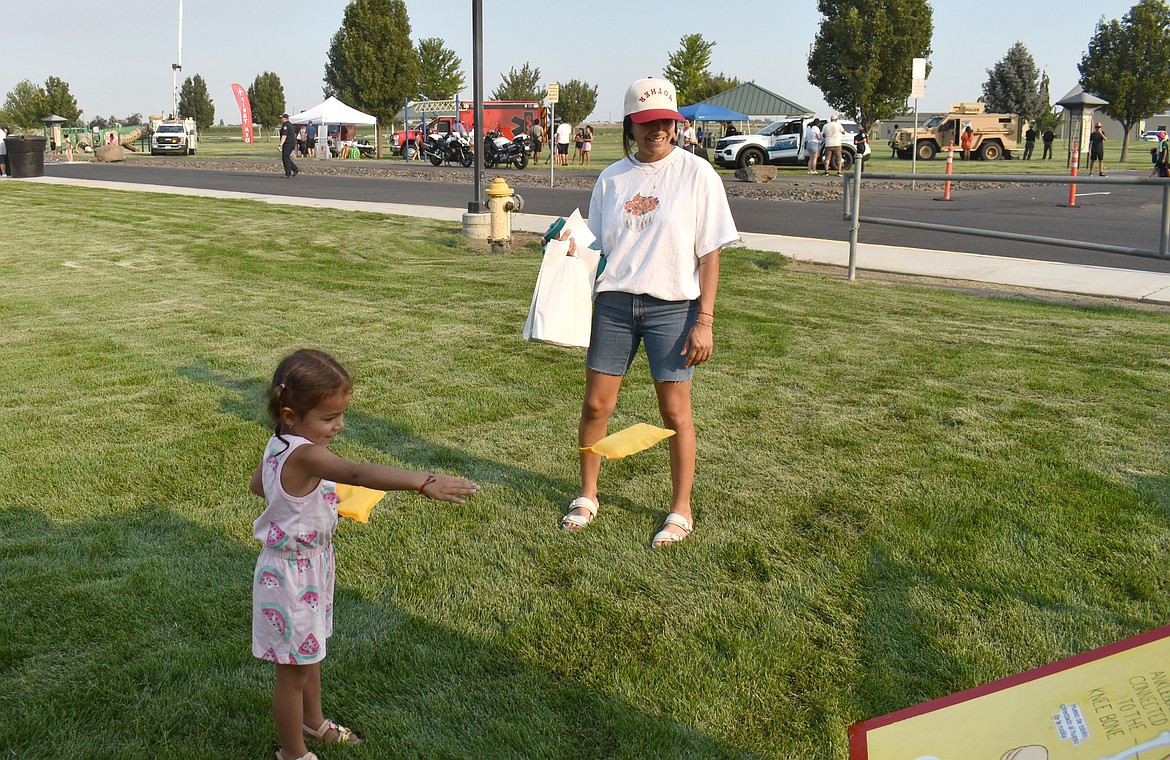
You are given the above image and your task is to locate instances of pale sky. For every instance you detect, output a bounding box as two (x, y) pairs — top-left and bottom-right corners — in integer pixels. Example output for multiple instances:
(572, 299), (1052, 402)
(1, 1), (1142, 126)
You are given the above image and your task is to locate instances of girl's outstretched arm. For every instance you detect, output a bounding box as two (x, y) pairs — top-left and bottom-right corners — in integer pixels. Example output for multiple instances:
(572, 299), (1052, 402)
(288, 444), (481, 505)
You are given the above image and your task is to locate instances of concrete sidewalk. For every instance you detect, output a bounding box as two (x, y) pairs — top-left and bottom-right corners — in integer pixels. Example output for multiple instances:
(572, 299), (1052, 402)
(25, 174), (1170, 305)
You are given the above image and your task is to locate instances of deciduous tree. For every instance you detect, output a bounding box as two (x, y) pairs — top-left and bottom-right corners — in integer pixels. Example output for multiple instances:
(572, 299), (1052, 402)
(43, 76), (82, 124)
(179, 74), (215, 131)
(248, 71), (286, 131)
(492, 63), (544, 101)
(1, 79), (47, 129)
(555, 79), (598, 127)
(807, 0), (933, 129)
(417, 37), (464, 99)
(324, 0), (419, 132)
(1079, 0), (1170, 160)
(689, 73), (740, 104)
(663, 34), (716, 105)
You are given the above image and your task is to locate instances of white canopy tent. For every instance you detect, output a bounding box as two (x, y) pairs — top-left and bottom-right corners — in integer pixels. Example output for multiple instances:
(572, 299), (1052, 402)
(288, 96), (378, 157)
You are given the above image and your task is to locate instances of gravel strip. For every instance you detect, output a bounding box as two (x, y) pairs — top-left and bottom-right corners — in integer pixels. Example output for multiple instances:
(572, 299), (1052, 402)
(108, 155), (1019, 203)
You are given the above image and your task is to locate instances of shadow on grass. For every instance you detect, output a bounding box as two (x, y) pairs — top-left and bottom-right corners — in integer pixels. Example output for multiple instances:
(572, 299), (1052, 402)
(177, 359), (649, 522)
(852, 542), (1157, 724)
(0, 506), (759, 759)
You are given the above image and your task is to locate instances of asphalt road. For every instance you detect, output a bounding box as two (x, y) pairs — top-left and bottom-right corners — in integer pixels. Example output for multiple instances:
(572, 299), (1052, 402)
(44, 161), (1170, 274)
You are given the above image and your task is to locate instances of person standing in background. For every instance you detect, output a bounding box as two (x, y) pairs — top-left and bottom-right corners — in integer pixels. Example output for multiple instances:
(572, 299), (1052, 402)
(1087, 122), (1107, 176)
(530, 118), (545, 166)
(821, 116), (845, 176)
(0, 126), (8, 177)
(278, 113), (299, 178)
(555, 118), (572, 166)
(1023, 126), (1037, 160)
(804, 119), (822, 174)
(960, 125), (974, 161)
(1041, 127), (1056, 160)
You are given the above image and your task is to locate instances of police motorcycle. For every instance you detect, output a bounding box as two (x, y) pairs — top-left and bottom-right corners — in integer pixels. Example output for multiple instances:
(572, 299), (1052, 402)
(424, 127), (473, 167)
(482, 129), (531, 169)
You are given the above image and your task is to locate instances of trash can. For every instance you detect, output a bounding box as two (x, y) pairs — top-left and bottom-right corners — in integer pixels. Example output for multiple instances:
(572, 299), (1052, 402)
(5, 135), (47, 178)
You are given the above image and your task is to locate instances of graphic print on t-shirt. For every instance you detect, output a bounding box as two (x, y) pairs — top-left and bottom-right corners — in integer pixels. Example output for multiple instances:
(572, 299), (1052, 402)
(622, 193), (660, 232)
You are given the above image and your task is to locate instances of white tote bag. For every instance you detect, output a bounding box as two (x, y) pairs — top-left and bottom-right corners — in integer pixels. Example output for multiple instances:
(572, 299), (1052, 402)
(523, 238), (597, 348)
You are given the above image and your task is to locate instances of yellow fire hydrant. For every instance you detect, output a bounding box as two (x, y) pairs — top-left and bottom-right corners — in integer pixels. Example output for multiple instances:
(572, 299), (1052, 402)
(485, 177), (524, 253)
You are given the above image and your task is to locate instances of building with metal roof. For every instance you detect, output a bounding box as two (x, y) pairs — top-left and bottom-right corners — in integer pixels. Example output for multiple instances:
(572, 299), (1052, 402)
(696, 82), (814, 121)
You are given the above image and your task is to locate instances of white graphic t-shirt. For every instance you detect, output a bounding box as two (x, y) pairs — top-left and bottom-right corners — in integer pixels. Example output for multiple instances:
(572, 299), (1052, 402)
(587, 147), (738, 302)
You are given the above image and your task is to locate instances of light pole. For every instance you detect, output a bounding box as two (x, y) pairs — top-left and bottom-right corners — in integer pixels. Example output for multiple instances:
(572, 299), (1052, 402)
(470, 0), (485, 213)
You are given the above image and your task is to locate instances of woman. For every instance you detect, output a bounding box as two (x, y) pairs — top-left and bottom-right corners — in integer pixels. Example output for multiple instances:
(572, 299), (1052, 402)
(960, 125), (974, 161)
(805, 118), (822, 174)
(559, 76), (739, 548)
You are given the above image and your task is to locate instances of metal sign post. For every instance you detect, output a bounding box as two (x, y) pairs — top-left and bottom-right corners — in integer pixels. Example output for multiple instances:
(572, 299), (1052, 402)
(911, 57), (926, 190)
(546, 82), (559, 187)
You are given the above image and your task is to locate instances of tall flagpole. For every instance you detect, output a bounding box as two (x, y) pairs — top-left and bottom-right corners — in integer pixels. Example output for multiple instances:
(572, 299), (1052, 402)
(171, 0), (183, 118)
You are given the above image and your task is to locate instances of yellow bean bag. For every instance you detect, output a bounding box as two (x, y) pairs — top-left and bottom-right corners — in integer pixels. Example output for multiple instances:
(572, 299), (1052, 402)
(335, 483), (386, 523)
(579, 423), (676, 460)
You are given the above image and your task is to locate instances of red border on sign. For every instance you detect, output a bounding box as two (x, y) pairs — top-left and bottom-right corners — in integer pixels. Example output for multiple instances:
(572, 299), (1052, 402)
(848, 624), (1170, 759)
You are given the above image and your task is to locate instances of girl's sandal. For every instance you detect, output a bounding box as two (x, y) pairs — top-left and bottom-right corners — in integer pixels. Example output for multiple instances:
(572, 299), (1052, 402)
(651, 513), (693, 549)
(276, 752), (319, 760)
(303, 719), (361, 745)
(561, 496), (598, 531)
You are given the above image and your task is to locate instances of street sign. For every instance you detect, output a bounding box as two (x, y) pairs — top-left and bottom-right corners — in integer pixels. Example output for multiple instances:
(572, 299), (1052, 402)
(911, 58), (926, 99)
(546, 83), (559, 104)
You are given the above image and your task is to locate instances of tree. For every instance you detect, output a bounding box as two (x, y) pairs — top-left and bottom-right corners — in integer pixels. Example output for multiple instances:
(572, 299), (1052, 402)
(982, 42), (1045, 141)
(1032, 70), (1063, 134)
(416, 37), (464, 99)
(123, 113), (144, 126)
(689, 73), (741, 104)
(1079, 0), (1170, 160)
(324, 0), (419, 133)
(248, 71), (286, 131)
(663, 34), (716, 105)
(43, 76), (82, 123)
(807, 0), (933, 129)
(492, 63), (544, 101)
(1, 79), (48, 129)
(179, 74), (215, 131)
(555, 79), (598, 126)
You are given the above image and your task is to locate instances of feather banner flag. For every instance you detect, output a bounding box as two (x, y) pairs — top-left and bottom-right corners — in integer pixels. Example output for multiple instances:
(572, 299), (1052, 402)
(230, 83), (254, 145)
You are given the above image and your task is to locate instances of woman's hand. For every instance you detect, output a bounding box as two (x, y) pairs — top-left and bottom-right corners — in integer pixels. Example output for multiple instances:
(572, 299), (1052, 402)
(682, 322), (713, 367)
(556, 229), (577, 257)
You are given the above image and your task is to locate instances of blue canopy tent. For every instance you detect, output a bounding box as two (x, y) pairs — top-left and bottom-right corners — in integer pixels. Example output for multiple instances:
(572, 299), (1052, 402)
(678, 103), (748, 122)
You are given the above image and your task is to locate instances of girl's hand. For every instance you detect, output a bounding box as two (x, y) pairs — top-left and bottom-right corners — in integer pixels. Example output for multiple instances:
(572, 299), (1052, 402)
(421, 473), (482, 505)
(683, 322), (714, 367)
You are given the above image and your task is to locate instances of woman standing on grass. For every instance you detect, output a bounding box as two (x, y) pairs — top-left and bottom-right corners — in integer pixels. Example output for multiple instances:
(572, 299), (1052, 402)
(250, 349), (479, 760)
(558, 76), (739, 548)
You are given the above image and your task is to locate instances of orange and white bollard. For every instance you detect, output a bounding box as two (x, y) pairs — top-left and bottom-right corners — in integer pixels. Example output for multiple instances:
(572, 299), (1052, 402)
(1068, 146), (1079, 207)
(943, 141), (954, 200)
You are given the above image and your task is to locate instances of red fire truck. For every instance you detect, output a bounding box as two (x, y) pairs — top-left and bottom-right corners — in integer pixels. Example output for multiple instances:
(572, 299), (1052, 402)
(390, 101), (548, 157)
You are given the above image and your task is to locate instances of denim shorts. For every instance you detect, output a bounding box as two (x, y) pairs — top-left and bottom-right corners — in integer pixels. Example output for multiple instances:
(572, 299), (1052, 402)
(587, 291), (698, 382)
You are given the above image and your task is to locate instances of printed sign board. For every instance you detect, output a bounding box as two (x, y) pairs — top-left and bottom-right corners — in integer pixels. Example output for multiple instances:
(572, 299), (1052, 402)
(849, 625), (1170, 760)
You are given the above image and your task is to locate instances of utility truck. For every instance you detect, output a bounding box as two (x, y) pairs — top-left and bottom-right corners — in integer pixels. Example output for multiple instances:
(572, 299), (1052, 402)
(149, 116), (198, 156)
(889, 103), (1018, 161)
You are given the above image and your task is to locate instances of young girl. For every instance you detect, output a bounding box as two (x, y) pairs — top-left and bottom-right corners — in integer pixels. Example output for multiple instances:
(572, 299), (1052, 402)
(250, 349), (480, 760)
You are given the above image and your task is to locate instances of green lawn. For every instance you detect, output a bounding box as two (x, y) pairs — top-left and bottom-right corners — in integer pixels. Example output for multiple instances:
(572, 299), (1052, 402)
(1, 183), (1168, 759)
